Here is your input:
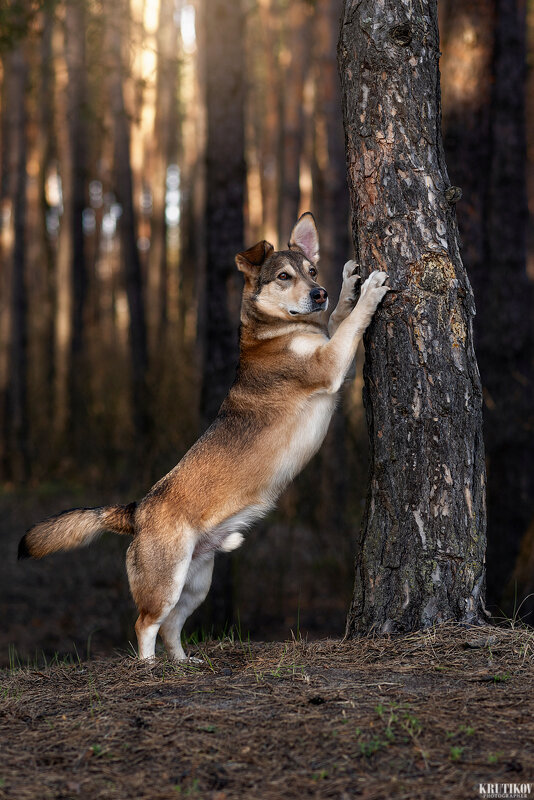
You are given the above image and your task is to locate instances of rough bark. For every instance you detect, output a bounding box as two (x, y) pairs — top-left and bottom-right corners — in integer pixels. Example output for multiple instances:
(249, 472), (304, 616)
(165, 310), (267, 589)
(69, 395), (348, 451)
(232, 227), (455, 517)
(440, 0), (534, 617)
(338, 0), (487, 634)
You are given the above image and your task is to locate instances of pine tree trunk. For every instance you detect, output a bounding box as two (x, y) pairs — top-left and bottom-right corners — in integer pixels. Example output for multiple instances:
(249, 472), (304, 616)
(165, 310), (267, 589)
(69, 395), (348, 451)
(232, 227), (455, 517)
(312, 0), (352, 548)
(3, 47), (29, 481)
(313, 0), (350, 289)
(338, 0), (487, 634)
(440, 0), (534, 616)
(201, 0), (245, 425)
(277, 0), (311, 245)
(148, 0), (180, 352)
(65, 0), (89, 446)
(200, 0), (246, 630)
(108, 4), (150, 440)
(37, 9), (56, 431)
(258, 0), (281, 246)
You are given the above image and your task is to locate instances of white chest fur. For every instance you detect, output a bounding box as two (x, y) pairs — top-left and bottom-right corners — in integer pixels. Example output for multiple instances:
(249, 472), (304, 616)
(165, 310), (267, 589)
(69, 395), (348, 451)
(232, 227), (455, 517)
(269, 391), (337, 493)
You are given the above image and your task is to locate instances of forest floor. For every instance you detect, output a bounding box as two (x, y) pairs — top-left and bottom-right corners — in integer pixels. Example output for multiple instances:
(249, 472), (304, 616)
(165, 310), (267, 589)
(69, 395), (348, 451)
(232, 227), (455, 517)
(0, 624), (533, 800)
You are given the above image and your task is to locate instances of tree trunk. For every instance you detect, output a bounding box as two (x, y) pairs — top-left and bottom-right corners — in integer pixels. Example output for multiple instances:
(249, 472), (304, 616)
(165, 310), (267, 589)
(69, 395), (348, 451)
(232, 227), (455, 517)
(440, 0), (534, 617)
(2, 47), (30, 481)
(148, 0), (180, 352)
(37, 9), (56, 432)
(312, 0), (352, 550)
(65, 0), (89, 447)
(338, 0), (487, 634)
(313, 0), (350, 290)
(257, 0), (281, 246)
(200, 0), (246, 631)
(277, 0), (311, 245)
(107, 6), (150, 441)
(201, 0), (245, 425)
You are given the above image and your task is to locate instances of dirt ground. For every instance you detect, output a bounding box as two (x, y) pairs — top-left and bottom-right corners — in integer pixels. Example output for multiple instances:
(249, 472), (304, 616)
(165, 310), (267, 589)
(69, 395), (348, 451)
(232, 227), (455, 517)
(1, 624), (533, 800)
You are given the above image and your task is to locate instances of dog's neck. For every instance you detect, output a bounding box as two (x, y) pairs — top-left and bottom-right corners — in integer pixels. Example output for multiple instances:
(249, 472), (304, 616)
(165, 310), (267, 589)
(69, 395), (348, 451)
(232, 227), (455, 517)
(239, 308), (327, 348)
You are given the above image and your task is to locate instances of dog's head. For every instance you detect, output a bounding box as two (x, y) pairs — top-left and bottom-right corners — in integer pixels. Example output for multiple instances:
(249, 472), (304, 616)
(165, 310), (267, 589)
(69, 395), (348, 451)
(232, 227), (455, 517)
(236, 213), (328, 325)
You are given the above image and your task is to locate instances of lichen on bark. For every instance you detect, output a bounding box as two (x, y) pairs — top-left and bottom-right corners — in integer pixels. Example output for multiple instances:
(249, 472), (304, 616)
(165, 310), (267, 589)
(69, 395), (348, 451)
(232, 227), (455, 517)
(338, 0), (487, 634)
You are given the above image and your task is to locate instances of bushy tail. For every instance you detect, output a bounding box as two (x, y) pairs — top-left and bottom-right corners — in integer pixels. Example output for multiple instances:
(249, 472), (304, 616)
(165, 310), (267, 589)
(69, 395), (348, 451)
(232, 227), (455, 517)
(18, 502), (137, 560)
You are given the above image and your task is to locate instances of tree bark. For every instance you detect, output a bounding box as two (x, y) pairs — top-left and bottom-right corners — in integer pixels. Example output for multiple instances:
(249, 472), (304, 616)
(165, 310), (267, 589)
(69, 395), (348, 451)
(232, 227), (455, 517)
(338, 0), (487, 634)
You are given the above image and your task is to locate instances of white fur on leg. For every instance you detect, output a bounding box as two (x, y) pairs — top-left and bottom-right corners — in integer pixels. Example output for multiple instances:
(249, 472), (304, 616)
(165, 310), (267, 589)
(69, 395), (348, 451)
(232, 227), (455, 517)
(160, 554), (214, 661)
(137, 622), (160, 661)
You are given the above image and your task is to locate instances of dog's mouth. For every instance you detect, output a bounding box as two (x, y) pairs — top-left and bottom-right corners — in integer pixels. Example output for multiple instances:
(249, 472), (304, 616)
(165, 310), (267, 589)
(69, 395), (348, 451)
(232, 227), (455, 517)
(289, 306), (324, 316)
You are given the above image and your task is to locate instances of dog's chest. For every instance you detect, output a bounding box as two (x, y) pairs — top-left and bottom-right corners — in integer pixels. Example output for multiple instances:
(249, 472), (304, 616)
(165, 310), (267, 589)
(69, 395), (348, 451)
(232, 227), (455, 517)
(269, 392), (336, 491)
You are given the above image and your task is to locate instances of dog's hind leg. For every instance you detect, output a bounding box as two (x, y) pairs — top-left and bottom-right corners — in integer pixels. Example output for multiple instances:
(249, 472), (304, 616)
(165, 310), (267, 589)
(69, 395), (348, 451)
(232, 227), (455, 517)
(159, 553), (215, 661)
(127, 534), (195, 661)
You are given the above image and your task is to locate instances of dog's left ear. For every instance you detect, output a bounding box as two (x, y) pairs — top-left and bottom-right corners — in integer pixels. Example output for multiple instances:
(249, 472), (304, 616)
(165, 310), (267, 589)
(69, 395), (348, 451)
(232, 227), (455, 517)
(289, 212), (319, 263)
(235, 240), (274, 280)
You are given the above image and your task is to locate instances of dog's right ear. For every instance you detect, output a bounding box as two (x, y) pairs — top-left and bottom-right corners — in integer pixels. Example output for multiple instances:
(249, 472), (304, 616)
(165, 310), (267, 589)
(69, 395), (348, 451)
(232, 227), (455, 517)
(235, 240), (274, 281)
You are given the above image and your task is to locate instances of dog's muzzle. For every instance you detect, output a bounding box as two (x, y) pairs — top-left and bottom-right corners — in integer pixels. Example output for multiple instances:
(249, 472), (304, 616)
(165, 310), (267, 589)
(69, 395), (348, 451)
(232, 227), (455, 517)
(310, 286), (328, 310)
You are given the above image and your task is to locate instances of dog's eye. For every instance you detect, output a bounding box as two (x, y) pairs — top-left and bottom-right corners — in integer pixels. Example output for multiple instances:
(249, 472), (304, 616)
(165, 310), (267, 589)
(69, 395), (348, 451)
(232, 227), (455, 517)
(309, 267), (317, 277)
(277, 272), (290, 281)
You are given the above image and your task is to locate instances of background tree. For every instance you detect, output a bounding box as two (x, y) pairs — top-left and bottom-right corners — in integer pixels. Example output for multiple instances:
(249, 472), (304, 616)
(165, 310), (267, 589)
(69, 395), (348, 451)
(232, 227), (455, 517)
(1, 45), (29, 482)
(107, 2), (150, 443)
(200, 0), (246, 629)
(440, 0), (534, 619)
(338, 0), (487, 634)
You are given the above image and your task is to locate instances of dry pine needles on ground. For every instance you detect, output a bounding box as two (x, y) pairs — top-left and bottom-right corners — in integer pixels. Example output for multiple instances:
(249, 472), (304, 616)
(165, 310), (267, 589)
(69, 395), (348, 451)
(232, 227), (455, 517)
(0, 623), (533, 799)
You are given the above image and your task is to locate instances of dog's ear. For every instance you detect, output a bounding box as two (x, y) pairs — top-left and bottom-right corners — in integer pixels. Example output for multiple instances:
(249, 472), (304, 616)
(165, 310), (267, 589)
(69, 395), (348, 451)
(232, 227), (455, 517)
(288, 212), (319, 263)
(235, 240), (274, 280)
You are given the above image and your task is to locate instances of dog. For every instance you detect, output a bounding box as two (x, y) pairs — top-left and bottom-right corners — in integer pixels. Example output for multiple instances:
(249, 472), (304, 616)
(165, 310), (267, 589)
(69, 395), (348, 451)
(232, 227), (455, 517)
(19, 213), (389, 661)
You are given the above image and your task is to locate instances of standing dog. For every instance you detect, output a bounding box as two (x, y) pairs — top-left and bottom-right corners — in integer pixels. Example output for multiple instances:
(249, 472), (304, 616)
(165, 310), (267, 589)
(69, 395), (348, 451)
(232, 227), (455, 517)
(19, 213), (389, 660)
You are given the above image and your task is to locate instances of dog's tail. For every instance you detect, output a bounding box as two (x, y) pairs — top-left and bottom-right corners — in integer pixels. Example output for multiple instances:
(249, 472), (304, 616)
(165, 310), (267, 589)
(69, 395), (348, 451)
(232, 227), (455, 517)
(18, 502), (137, 560)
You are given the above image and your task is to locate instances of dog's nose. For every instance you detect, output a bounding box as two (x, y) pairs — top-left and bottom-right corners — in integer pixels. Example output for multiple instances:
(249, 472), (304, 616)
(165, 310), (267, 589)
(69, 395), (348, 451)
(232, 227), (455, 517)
(310, 287), (328, 304)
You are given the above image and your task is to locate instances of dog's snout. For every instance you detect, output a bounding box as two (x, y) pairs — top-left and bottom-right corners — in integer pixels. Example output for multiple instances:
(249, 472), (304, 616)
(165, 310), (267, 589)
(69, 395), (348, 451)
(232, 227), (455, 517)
(310, 286), (328, 304)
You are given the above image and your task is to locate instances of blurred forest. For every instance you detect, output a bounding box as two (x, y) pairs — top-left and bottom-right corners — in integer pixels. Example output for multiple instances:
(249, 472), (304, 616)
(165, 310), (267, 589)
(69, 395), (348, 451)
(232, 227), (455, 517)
(0, 0), (533, 660)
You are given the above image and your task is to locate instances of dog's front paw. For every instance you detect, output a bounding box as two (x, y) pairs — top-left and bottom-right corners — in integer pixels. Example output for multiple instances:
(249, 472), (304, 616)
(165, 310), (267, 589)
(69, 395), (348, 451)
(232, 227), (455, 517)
(352, 271), (390, 331)
(341, 260), (362, 303)
(359, 270), (390, 308)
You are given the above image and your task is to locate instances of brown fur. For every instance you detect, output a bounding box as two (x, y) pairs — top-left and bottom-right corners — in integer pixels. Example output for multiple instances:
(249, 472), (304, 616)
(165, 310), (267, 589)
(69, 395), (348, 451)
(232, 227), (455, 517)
(19, 213), (389, 660)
